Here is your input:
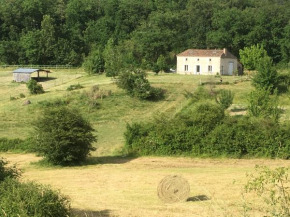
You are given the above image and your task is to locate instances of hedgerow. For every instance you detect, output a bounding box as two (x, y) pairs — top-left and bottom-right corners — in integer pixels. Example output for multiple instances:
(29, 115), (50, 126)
(124, 86), (290, 159)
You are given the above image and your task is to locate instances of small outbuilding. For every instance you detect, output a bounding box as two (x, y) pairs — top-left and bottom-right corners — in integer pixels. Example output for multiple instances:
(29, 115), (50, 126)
(13, 68), (51, 82)
(176, 48), (238, 75)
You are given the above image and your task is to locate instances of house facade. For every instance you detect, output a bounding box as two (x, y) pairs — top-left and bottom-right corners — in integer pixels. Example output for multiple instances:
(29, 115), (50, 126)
(176, 48), (238, 75)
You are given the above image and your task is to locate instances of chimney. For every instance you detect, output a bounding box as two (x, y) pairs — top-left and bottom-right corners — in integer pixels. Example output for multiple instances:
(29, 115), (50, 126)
(223, 48), (227, 55)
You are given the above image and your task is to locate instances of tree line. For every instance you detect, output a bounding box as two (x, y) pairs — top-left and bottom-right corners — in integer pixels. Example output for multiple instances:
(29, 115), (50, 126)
(0, 0), (290, 71)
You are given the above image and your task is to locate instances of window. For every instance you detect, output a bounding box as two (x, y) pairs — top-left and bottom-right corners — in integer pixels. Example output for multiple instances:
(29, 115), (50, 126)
(209, 58), (211, 61)
(185, 58), (188, 61)
(197, 58), (199, 61)
(184, 65), (188, 71)
(208, 65), (212, 72)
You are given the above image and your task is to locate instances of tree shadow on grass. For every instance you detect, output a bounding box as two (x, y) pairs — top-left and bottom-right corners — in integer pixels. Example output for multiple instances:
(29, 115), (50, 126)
(83, 155), (136, 166)
(187, 195), (210, 202)
(72, 208), (111, 217)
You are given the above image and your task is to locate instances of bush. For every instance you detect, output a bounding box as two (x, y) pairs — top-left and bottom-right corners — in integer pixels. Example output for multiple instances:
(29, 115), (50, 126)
(124, 102), (225, 156)
(245, 166), (290, 216)
(66, 83), (84, 91)
(33, 107), (96, 165)
(0, 137), (33, 152)
(0, 178), (71, 216)
(19, 93), (26, 98)
(26, 79), (44, 94)
(0, 158), (20, 182)
(116, 69), (164, 100)
(252, 56), (279, 93)
(248, 88), (280, 121)
(216, 89), (234, 110)
(83, 49), (105, 75)
(37, 98), (70, 108)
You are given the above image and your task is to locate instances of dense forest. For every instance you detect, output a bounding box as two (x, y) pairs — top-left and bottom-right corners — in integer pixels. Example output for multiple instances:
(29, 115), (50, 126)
(0, 0), (290, 71)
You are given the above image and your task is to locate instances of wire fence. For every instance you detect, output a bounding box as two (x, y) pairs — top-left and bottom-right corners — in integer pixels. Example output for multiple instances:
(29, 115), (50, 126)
(1, 65), (77, 69)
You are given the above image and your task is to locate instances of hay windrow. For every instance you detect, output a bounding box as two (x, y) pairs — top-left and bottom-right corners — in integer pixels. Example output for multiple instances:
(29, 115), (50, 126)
(157, 175), (190, 203)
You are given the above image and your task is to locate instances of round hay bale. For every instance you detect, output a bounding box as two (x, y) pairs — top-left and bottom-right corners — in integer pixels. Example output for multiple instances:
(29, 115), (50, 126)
(157, 175), (190, 203)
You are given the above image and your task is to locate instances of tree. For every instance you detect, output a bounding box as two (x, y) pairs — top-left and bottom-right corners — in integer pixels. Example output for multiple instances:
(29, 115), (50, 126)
(216, 89), (234, 110)
(116, 69), (164, 100)
(26, 79), (44, 94)
(83, 49), (105, 75)
(247, 88), (280, 121)
(252, 56), (279, 92)
(33, 107), (96, 165)
(103, 38), (123, 77)
(239, 44), (268, 71)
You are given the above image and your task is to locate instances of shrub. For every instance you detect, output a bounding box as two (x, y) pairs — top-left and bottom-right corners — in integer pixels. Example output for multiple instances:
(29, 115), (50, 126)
(0, 178), (71, 216)
(245, 166), (290, 216)
(37, 98), (70, 108)
(216, 89), (234, 110)
(252, 56), (279, 93)
(248, 88), (280, 121)
(10, 96), (17, 100)
(33, 107), (96, 165)
(116, 69), (164, 100)
(83, 49), (105, 75)
(0, 137), (33, 152)
(26, 79), (44, 94)
(0, 158), (20, 182)
(66, 83), (84, 91)
(19, 93), (26, 98)
(124, 102), (225, 156)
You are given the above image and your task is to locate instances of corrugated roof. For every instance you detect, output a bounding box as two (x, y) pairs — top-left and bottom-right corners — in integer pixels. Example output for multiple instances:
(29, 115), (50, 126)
(177, 49), (237, 59)
(13, 68), (40, 74)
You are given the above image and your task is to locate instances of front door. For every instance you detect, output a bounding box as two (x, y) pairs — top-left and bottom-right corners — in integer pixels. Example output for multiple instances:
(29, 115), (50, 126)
(196, 65), (200, 75)
(228, 62), (234, 75)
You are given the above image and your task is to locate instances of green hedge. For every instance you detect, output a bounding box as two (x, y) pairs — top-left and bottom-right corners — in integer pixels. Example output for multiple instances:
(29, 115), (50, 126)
(124, 104), (290, 159)
(0, 137), (34, 152)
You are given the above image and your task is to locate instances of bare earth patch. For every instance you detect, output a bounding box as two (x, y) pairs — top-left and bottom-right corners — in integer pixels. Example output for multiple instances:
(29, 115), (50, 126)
(1, 153), (289, 217)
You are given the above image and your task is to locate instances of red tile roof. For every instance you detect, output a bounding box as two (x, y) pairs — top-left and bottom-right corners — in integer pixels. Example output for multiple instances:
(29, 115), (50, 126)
(177, 49), (237, 59)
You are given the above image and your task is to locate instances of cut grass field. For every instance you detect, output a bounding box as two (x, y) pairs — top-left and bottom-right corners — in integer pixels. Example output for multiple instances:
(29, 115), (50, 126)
(1, 68), (290, 216)
(2, 153), (290, 217)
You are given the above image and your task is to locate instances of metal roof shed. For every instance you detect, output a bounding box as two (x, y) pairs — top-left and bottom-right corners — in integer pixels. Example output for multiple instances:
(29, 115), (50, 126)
(13, 68), (51, 82)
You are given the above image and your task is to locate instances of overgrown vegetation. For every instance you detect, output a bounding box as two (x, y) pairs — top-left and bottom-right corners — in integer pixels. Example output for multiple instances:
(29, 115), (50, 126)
(0, 158), (72, 216)
(215, 89), (234, 110)
(32, 107), (96, 165)
(26, 79), (44, 94)
(0, 137), (33, 152)
(66, 83), (84, 91)
(245, 166), (290, 216)
(116, 69), (164, 100)
(124, 86), (290, 159)
(0, 158), (20, 181)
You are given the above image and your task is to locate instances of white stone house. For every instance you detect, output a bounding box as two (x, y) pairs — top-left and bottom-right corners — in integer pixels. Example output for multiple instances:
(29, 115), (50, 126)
(176, 48), (238, 75)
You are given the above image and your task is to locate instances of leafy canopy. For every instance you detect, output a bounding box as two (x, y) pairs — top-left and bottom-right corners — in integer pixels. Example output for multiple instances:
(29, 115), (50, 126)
(33, 107), (96, 165)
(239, 44), (268, 71)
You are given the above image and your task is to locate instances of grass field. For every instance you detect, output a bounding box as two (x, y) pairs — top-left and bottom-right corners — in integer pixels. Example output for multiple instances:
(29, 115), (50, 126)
(2, 153), (290, 217)
(1, 68), (290, 216)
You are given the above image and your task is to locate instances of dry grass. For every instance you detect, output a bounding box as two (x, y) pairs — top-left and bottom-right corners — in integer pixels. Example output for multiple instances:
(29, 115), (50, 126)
(2, 153), (290, 217)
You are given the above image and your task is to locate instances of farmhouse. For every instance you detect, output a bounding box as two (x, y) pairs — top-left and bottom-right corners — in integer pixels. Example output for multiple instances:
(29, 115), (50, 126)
(176, 48), (238, 75)
(13, 68), (51, 82)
